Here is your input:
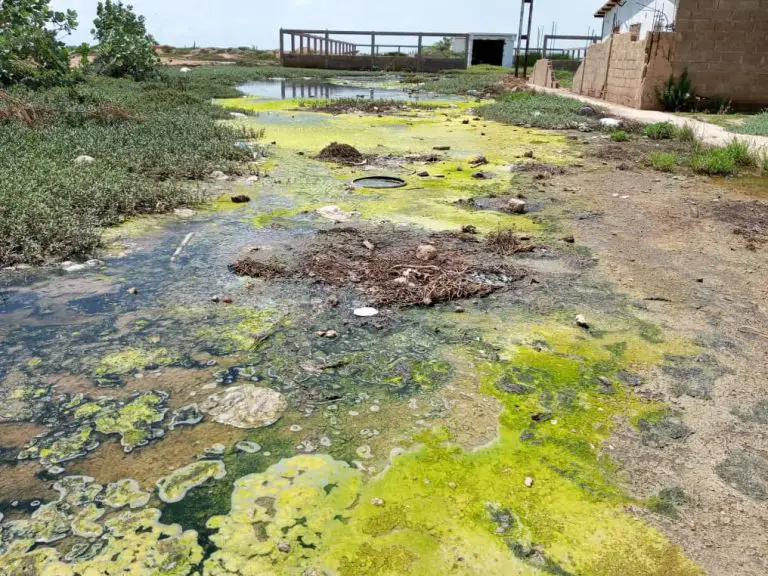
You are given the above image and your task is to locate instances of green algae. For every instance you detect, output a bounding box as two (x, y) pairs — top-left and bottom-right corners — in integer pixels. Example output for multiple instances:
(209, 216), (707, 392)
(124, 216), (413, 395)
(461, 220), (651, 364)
(187, 305), (283, 355)
(18, 425), (97, 466)
(93, 391), (169, 452)
(70, 503), (105, 538)
(157, 460), (227, 504)
(95, 347), (179, 378)
(102, 478), (152, 509)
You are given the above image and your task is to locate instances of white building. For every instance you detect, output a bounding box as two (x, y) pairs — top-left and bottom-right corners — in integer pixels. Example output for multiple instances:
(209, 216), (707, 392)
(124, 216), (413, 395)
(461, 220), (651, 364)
(452, 34), (517, 68)
(595, 0), (679, 40)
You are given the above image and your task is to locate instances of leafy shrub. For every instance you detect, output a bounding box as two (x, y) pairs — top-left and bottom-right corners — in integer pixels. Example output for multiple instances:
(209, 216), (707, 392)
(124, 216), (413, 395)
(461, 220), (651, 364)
(92, 0), (159, 80)
(648, 487), (689, 518)
(0, 0), (78, 87)
(610, 130), (629, 142)
(644, 122), (676, 140)
(676, 123), (697, 143)
(649, 151), (677, 172)
(658, 69), (695, 112)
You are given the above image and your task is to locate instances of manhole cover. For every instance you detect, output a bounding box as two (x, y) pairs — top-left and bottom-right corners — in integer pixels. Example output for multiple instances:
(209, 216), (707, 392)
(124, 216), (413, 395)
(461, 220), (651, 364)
(353, 176), (407, 189)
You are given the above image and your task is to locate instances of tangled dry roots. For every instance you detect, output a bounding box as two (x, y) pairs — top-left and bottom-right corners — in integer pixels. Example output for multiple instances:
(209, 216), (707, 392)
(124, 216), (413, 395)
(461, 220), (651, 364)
(316, 142), (364, 164)
(486, 229), (536, 255)
(231, 228), (527, 307)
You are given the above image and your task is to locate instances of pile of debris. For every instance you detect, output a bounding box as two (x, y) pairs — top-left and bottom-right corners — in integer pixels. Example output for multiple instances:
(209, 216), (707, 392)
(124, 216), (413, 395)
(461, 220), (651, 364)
(316, 142), (365, 165)
(230, 226), (529, 307)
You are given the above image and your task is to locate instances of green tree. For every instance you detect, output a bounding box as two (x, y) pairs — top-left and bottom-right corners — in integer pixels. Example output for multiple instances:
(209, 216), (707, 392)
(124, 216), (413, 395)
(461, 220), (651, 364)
(0, 0), (78, 86)
(92, 0), (158, 80)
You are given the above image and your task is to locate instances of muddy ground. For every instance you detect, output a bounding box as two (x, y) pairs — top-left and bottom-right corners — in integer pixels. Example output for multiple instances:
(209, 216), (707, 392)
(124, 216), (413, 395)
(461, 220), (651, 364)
(530, 137), (768, 575)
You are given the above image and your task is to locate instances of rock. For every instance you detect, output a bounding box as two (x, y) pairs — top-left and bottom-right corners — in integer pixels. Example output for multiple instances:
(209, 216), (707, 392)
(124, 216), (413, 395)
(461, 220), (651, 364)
(200, 384), (287, 429)
(454, 306), (465, 313)
(524, 476), (534, 488)
(462, 225), (478, 234)
(577, 106), (596, 116)
(363, 240), (375, 251)
(211, 170), (229, 181)
(433, 145), (451, 151)
(324, 330), (338, 338)
(371, 497), (385, 506)
(504, 199), (527, 214)
(231, 195), (250, 203)
(599, 118), (622, 128)
(577, 123), (593, 133)
(417, 171), (430, 177)
(462, 119), (470, 124)
(277, 539), (291, 553)
(562, 235), (575, 243)
(74, 155), (95, 164)
(523, 150), (534, 158)
(415, 244), (437, 261)
(180, 67), (192, 73)
(174, 208), (195, 218)
(229, 111), (246, 118)
(326, 295), (339, 307)
(575, 314), (589, 329)
(472, 171), (495, 179)
(466, 90), (479, 96)
(316, 205), (357, 223)
(127, 287), (138, 295)
(244, 175), (259, 185)
(354, 307), (379, 317)
(210, 295), (221, 303)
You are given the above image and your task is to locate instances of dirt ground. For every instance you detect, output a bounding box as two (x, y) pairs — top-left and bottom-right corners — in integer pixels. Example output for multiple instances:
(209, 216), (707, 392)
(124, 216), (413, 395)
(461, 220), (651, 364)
(536, 137), (768, 576)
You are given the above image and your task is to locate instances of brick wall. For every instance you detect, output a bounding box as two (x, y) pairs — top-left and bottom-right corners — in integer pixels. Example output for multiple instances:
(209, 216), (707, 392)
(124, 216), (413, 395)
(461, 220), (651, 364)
(674, 0), (768, 108)
(531, 59), (558, 88)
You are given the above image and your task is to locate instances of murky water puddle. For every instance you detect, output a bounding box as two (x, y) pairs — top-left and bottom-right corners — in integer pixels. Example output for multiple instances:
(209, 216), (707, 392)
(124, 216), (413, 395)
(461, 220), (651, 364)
(236, 77), (445, 102)
(0, 86), (704, 574)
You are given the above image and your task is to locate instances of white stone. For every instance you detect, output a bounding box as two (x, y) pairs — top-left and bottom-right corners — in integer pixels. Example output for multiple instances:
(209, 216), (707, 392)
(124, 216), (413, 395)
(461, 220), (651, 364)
(354, 307), (379, 317)
(316, 205), (357, 223)
(74, 155), (95, 164)
(599, 118), (622, 128)
(174, 208), (195, 218)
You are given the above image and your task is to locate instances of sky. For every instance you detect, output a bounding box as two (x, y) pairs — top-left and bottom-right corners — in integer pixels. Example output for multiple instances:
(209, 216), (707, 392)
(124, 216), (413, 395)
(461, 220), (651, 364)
(53, 0), (602, 50)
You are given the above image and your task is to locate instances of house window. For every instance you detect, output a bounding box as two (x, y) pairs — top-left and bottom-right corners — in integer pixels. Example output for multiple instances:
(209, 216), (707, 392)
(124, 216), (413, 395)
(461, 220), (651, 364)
(630, 23), (642, 41)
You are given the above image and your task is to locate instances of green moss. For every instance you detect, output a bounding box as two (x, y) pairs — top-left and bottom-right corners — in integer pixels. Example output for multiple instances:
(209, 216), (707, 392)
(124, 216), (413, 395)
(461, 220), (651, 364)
(93, 391), (168, 452)
(95, 347), (179, 377)
(192, 306), (282, 354)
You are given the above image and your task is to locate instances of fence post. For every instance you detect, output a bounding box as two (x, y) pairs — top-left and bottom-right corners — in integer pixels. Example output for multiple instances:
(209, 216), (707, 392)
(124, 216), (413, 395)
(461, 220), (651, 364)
(417, 34), (423, 72)
(279, 29), (284, 60)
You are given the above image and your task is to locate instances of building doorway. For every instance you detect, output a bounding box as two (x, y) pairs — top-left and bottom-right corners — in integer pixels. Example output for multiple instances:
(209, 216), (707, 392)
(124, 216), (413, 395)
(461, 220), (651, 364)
(471, 39), (505, 66)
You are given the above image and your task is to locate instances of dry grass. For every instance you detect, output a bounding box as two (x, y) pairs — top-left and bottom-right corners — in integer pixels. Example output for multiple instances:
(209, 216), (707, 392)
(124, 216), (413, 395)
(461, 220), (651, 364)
(486, 229), (536, 255)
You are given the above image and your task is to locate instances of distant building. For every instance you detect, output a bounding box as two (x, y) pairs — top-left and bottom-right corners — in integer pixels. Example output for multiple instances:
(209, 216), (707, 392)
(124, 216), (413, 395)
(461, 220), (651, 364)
(452, 34), (517, 68)
(595, 0), (679, 40)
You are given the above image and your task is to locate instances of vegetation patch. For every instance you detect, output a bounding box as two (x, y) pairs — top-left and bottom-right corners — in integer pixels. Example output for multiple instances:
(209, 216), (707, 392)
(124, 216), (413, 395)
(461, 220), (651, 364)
(304, 98), (438, 115)
(644, 122), (677, 140)
(477, 91), (595, 130)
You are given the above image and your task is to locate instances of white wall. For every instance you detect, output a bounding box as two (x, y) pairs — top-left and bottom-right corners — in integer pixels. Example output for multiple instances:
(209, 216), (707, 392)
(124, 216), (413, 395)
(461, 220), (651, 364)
(600, 0), (678, 40)
(464, 34), (517, 68)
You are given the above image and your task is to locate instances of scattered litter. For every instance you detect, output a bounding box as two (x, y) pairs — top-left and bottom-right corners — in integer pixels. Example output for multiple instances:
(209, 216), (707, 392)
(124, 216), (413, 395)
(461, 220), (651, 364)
(371, 497), (385, 506)
(575, 314), (589, 329)
(171, 233), (194, 262)
(127, 287), (138, 295)
(316, 205), (358, 223)
(599, 118), (622, 128)
(62, 259), (103, 273)
(354, 307), (379, 317)
(524, 476), (534, 488)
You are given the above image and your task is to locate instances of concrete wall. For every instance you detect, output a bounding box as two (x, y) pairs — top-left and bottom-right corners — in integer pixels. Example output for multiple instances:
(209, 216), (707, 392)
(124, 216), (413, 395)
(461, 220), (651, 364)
(281, 53), (466, 72)
(600, 0), (679, 39)
(572, 32), (677, 109)
(673, 0), (768, 109)
(531, 59), (559, 88)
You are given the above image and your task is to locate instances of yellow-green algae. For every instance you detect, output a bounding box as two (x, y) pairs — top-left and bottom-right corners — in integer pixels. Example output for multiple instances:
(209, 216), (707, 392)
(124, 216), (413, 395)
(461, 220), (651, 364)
(199, 310), (702, 576)
(102, 478), (151, 509)
(157, 460), (227, 504)
(219, 97), (576, 234)
(94, 346), (179, 377)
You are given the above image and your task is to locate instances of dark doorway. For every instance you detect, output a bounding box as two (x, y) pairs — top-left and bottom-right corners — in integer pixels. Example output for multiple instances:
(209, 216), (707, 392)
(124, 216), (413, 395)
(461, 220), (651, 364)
(472, 39), (504, 66)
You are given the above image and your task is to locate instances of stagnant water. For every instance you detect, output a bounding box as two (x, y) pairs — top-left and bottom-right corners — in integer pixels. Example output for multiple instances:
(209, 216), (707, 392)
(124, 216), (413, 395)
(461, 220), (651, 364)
(237, 78), (439, 101)
(0, 85), (703, 575)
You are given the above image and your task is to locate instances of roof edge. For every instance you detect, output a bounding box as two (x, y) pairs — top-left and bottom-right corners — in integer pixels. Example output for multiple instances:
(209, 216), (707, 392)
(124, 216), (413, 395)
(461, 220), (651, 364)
(594, 0), (619, 18)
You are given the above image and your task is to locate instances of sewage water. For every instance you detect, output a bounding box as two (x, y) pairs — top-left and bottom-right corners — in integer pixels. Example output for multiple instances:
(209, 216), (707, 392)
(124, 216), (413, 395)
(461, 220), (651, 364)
(237, 78), (436, 101)
(0, 81), (704, 575)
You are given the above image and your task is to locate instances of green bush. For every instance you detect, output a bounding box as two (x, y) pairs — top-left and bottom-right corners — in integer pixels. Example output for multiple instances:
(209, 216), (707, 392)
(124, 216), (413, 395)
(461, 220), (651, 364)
(649, 151), (677, 172)
(0, 0), (78, 87)
(690, 141), (753, 176)
(658, 69), (695, 112)
(92, 0), (159, 80)
(644, 122), (676, 140)
(610, 130), (629, 142)
(476, 91), (589, 129)
(676, 123), (697, 143)
(0, 76), (258, 265)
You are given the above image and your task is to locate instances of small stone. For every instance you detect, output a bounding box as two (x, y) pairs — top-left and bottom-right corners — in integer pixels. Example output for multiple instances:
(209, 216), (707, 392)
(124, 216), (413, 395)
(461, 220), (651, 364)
(354, 307), (379, 317)
(290, 425), (303, 432)
(370, 405), (381, 413)
(448, 482), (457, 488)
(504, 199), (527, 214)
(324, 330), (338, 338)
(417, 171), (430, 177)
(74, 155), (95, 164)
(363, 240), (375, 251)
(174, 208), (195, 218)
(577, 106), (595, 117)
(523, 150), (534, 158)
(575, 314), (589, 329)
(599, 118), (622, 128)
(210, 295), (221, 303)
(433, 145), (451, 151)
(462, 119), (470, 124)
(562, 235), (575, 243)
(454, 306), (465, 313)
(244, 175), (259, 185)
(231, 195), (251, 203)
(415, 244), (437, 261)
(371, 497), (385, 506)
(223, 297), (233, 304)
(524, 476), (534, 488)
(277, 539), (291, 553)
(127, 287), (138, 295)
(235, 441), (262, 454)
(211, 170), (229, 181)
(462, 225), (478, 234)
(696, 278), (704, 283)
(326, 295), (339, 307)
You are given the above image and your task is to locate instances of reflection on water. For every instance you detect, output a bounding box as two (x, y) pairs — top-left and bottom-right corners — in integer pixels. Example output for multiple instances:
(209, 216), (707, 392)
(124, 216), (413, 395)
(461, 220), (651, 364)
(237, 79), (429, 101)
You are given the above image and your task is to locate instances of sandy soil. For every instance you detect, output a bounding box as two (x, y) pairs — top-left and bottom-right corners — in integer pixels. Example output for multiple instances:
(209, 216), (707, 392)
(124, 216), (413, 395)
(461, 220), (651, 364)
(535, 137), (768, 576)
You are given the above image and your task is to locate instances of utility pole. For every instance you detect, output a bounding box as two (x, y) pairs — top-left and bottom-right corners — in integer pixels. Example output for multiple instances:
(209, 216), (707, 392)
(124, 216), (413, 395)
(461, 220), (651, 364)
(514, 0), (534, 78)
